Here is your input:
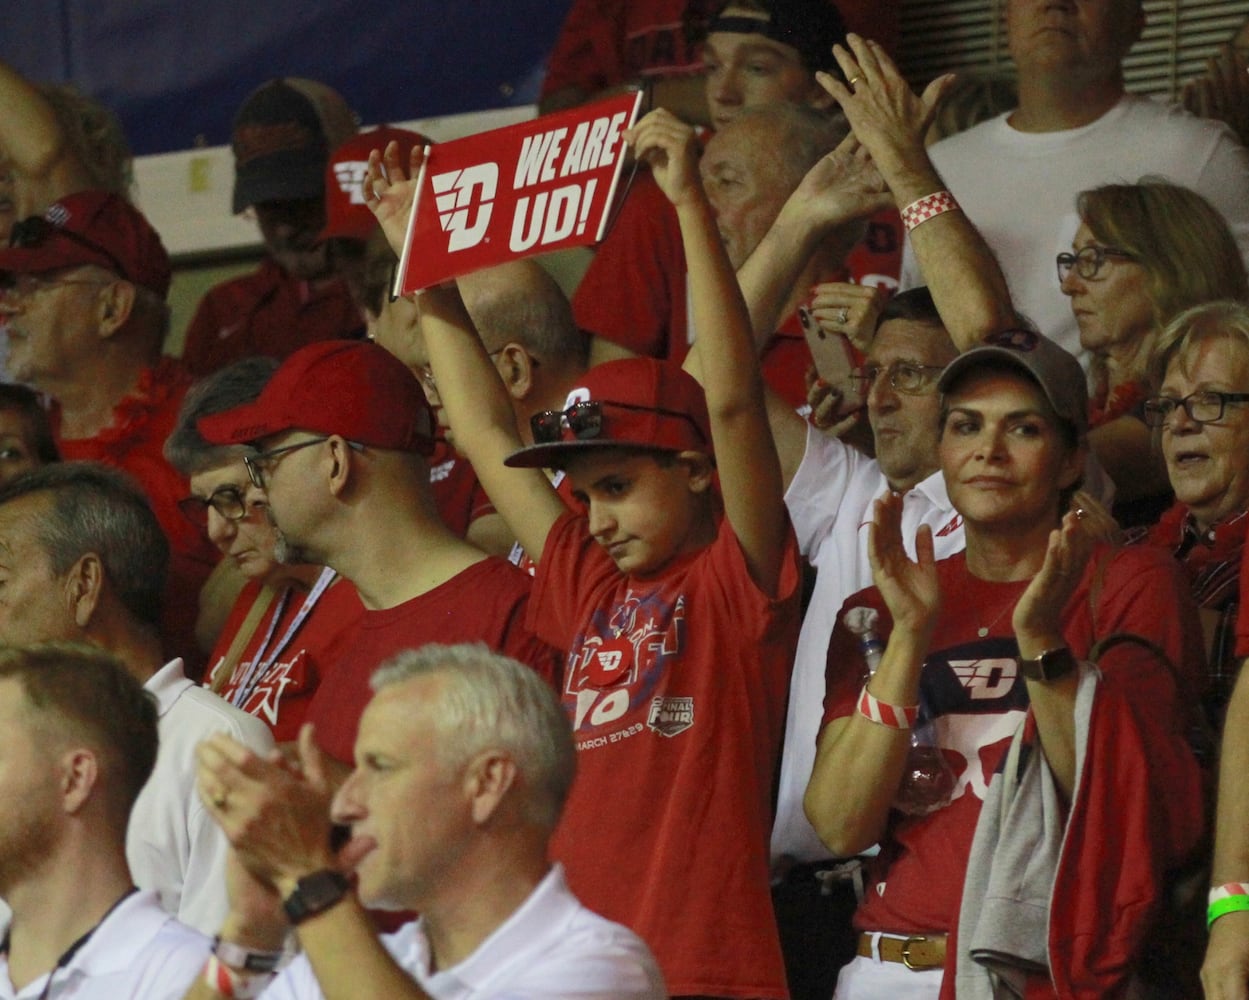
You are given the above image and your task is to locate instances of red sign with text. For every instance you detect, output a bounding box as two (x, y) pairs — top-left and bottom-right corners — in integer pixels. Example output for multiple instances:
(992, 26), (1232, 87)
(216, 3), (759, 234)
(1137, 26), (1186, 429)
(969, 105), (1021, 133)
(395, 92), (642, 294)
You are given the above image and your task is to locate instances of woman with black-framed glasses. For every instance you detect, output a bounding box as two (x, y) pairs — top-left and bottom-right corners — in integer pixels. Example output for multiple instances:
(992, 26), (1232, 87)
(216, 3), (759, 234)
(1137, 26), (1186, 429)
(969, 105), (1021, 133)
(1058, 180), (1249, 527)
(165, 358), (362, 746)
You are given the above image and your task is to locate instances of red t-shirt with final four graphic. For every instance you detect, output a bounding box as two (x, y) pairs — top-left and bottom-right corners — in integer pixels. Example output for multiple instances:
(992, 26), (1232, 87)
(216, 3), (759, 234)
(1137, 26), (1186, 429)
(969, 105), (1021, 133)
(530, 510), (801, 999)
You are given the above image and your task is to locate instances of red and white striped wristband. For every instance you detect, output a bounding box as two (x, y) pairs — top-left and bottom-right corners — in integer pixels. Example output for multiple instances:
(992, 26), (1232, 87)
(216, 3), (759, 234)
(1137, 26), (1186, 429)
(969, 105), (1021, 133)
(857, 684), (920, 729)
(900, 191), (961, 233)
(203, 955), (274, 999)
(1210, 882), (1249, 904)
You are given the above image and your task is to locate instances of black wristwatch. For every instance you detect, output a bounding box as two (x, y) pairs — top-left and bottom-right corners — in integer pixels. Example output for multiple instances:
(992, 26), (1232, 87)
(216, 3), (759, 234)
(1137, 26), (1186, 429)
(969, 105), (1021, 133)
(1017, 645), (1078, 683)
(282, 869), (351, 925)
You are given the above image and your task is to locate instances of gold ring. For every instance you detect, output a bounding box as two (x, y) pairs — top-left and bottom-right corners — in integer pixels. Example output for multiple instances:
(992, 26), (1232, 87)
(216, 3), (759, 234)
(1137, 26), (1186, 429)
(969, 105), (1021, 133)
(848, 76), (862, 87)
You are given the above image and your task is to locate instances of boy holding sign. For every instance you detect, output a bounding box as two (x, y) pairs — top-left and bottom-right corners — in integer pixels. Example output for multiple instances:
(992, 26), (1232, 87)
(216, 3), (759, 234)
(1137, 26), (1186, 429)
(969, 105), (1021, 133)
(366, 109), (800, 999)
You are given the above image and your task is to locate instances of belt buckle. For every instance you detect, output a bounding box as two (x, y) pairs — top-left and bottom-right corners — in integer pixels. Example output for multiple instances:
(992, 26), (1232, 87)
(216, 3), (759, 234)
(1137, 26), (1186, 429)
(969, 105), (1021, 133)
(901, 935), (929, 971)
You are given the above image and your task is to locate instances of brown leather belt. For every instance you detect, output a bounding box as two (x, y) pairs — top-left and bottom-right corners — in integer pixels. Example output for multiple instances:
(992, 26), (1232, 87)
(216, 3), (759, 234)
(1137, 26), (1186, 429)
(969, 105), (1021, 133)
(856, 932), (947, 970)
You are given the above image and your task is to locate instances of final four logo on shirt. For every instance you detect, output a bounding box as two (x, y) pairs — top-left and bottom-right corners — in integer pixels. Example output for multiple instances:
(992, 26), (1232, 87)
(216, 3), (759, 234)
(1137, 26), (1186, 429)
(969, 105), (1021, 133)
(647, 696), (694, 737)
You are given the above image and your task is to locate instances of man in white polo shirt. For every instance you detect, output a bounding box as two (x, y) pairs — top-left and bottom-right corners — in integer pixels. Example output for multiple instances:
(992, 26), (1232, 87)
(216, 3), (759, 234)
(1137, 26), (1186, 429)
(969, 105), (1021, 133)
(0, 643), (208, 1000)
(186, 643), (665, 1000)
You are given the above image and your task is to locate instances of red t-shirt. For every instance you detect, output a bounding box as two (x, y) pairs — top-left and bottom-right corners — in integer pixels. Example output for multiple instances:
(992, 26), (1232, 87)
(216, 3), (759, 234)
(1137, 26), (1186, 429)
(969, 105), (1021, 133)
(181, 258), (363, 378)
(206, 574), (364, 742)
(573, 171), (902, 408)
(54, 357), (219, 675)
(308, 556), (559, 764)
(531, 511), (801, 999)
(427, 440), (496, 539)
(821, 545), (1203, 937)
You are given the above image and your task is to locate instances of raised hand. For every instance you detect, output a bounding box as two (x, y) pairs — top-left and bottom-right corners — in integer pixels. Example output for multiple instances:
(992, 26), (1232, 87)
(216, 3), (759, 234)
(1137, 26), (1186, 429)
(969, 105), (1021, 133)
(364, 140), (429, 257)
(868, 491), (941, 640)
(624, 108), (702, 208)
(1012, 508), (1095, 648)
(196, 725), (338, 891)
(817, 34), (955, 195)
(809, 280), (885, 355)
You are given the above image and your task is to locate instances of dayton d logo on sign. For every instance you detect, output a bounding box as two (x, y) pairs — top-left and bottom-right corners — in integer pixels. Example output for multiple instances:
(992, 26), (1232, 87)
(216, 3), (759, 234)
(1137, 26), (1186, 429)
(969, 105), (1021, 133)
(395, 91), (642, 294)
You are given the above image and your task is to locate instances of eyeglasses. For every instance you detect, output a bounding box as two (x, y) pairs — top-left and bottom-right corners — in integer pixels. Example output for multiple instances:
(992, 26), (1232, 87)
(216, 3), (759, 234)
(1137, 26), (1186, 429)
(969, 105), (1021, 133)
(849, 361), (945, 396)
(1142, 390), (1249, 428)
(530, 399), (706, 444)
(243, 437), (365, 488)
(0, 271), (112, 302)
(176, 485), (267, 530)
(8, 215), (130, 282)
(1055, 245), (1136, 283)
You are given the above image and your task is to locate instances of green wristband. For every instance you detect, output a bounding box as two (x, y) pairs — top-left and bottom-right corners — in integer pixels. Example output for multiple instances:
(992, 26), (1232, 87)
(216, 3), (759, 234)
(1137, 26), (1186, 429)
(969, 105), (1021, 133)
(1208, 895), (1249, 928)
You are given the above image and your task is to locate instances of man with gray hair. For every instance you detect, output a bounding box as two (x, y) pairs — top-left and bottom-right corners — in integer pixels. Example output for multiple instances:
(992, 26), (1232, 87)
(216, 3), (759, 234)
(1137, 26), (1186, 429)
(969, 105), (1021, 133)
(188, 643), (665, 1000)
(0, 462), (273, 934)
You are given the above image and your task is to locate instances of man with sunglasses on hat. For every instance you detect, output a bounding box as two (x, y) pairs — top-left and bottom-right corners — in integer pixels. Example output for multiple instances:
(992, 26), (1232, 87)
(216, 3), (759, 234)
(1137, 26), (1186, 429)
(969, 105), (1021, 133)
(0, 190), (219, 677)
(194, 339), (559, 791)
(373, 107), (801, 998)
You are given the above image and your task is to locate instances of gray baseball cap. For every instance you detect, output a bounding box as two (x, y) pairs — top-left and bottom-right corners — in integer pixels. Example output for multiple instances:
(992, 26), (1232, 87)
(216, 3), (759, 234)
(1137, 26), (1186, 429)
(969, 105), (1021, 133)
(937, 329), (1089, 437)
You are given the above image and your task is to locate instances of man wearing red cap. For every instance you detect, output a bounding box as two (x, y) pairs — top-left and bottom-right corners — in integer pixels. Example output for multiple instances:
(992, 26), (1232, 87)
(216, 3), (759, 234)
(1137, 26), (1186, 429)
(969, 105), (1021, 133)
(196, 339), (559, 778)
(0, 190), (218, 671)
(181, 78), (365, 378)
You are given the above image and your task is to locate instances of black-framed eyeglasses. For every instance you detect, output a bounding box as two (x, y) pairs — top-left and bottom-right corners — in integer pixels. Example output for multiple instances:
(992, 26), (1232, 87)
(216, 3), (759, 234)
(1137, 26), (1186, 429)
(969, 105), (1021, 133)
(530, 399), (706, 445)
(1142, 390), (1249, 428)
(1055, 245), (1136, 283)
(9, 215), (131, 282)
(849, 361), (945, 396)
(176, 485), (267, 530)
(243, 437), (365, 488)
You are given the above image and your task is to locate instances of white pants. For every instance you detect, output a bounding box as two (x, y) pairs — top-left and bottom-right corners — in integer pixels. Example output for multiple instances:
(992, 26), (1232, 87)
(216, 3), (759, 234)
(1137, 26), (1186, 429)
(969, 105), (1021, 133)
(832, 948), (943, 1000)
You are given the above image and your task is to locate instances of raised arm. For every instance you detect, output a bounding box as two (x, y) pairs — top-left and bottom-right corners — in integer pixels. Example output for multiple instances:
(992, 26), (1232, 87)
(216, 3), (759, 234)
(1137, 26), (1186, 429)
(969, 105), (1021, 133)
(1204, 666), (1249, 999)
(735, 135), (892, 349)
(365, 143), (566, 563)
(821, 35), (1016, 348)
(805, 492), (941, 854)
(185, 727), (434, 1000)
(631, 109), (788, 593)
(0, 61), (100, 219)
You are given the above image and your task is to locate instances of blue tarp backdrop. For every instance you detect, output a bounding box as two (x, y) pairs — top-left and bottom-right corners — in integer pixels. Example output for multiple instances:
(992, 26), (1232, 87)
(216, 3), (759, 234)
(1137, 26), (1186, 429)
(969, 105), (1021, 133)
(0, 1), (574, 155)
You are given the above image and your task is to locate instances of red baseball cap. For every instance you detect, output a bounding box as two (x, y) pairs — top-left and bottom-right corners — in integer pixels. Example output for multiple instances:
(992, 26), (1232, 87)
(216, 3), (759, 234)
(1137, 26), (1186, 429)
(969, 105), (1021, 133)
(0, 191), (171, 297)
(321, 126), (431, 241)
(197, 339), (436, 454)
(504, 358), (712, 468)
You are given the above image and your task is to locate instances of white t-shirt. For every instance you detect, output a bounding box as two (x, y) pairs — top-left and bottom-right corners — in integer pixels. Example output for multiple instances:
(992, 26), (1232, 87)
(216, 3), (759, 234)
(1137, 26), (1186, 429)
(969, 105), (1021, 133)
(771, 426), (966, 864)
(259, 865), (666, 999)
(0, 891), (208, 1000)
(129, 659), (275, 935)
(902, 94), (1249, 366)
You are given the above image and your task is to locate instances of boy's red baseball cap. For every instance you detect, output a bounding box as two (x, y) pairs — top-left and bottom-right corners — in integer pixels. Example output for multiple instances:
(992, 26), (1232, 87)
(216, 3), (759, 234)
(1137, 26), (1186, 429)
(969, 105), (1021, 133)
(504, 358), (712, 469)
(197, 340), (435, 454)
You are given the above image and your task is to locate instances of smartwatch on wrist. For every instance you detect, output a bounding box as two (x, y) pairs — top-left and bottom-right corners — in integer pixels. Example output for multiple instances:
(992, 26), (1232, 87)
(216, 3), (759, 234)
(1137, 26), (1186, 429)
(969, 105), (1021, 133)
(282, 869), (351, 925)
(1017, 645), (1078, 683)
